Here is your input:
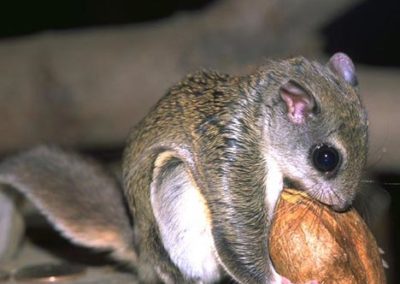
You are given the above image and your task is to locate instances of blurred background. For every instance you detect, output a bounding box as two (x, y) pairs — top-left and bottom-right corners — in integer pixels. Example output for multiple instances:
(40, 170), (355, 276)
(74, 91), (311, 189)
(0, 0), (398, 283)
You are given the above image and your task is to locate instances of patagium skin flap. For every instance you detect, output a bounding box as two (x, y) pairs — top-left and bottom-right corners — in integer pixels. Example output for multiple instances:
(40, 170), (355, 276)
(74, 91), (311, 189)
(122, 53), (368, 283)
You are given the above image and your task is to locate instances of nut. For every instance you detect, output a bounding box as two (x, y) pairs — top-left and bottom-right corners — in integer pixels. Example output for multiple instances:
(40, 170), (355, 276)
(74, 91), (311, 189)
(269, 189), (386, 284)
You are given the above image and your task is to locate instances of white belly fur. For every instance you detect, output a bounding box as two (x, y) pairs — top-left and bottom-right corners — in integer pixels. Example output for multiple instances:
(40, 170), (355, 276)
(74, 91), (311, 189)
(150, 162), (220, 283)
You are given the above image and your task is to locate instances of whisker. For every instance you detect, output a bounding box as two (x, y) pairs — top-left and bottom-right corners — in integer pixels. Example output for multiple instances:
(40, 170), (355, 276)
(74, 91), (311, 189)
(361, 179), (400, 187)
(365, 147), (387, 171)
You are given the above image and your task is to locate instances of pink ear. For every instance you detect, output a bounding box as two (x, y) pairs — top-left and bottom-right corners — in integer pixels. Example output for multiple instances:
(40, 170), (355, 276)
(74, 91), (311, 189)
(280, 80), (315, 124)
(328, 52), (358, 86)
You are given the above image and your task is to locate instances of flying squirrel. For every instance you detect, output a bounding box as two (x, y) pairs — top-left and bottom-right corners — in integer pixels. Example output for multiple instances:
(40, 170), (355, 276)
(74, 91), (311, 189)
(0, 53), (368, 283)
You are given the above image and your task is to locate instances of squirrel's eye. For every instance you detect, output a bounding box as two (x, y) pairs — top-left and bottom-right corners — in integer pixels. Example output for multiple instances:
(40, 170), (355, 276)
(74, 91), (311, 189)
(311, 144), (341, 173)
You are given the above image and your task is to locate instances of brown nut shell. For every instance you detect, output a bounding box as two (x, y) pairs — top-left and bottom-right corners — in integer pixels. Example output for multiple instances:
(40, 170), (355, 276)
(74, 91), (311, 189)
(269, 188), (386, 284)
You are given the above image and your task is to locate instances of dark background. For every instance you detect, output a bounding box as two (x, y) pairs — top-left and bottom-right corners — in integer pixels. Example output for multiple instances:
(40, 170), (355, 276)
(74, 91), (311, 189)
(1, 0), (400, 67)
(0, 0), (398, 282)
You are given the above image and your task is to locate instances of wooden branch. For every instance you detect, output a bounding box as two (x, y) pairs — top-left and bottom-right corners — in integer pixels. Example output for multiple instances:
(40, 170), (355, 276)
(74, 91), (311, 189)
(359, 67), (400, 173)
(1, 0), (397, 173)
(0, 0), (359, 153)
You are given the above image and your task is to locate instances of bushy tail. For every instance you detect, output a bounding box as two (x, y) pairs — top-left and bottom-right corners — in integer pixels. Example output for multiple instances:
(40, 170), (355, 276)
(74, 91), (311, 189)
(0, 146), (137, 264)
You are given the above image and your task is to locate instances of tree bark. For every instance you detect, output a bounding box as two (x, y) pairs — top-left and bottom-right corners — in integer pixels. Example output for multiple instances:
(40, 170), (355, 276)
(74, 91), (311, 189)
(1, 0), (398, 172)
(0, 0), (359, 152)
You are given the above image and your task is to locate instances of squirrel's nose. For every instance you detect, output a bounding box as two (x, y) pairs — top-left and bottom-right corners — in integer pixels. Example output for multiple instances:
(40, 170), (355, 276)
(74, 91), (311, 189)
(331, 200), (352, 212)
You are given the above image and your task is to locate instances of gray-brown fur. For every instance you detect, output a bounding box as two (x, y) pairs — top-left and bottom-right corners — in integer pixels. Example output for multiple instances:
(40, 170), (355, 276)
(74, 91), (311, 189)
(0, 54), (368, 283)
(0, 146), (136, 263)
(123, 54), (368, 283)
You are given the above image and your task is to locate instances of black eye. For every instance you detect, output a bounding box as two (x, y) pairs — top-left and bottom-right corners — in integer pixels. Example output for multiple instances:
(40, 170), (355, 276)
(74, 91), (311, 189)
(311, 144), (341, 173)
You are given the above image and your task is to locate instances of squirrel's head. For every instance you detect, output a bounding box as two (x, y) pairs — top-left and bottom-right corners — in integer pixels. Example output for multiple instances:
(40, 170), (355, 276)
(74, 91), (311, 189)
(260, 53), (368, 211)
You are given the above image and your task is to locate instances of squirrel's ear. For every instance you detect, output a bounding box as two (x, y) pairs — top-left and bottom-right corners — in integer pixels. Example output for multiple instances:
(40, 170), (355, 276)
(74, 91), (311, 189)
(280, 80), (315, 124)
(0, 146), (136, 264)
(328, 52), (358, 87)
